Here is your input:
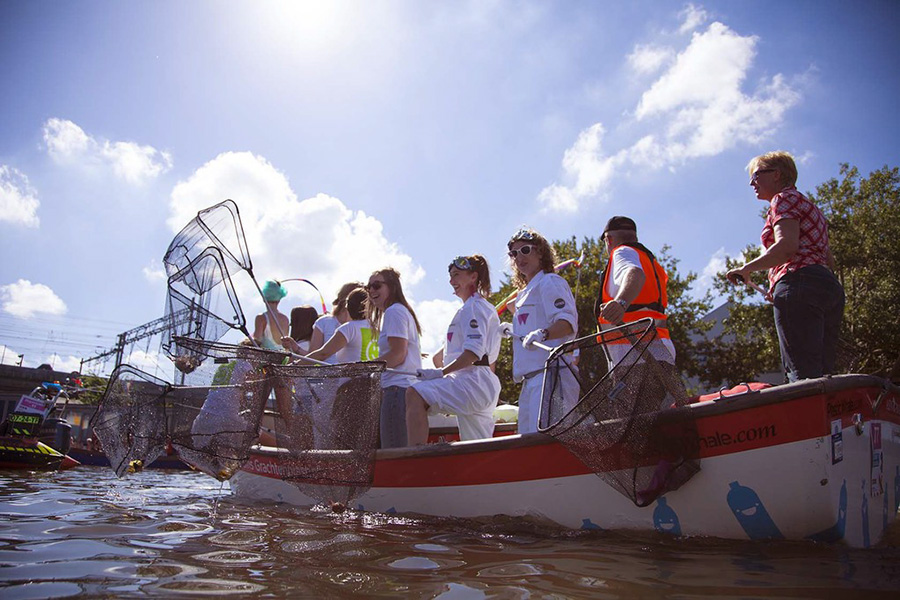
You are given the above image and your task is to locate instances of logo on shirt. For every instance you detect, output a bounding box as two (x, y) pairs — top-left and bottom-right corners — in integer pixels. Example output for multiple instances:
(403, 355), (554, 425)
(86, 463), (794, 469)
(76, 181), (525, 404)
(517, 313), (529, 326)
(469, 319), (478, 328)
(447, 332), (454, 343)
(554, 298), (565, 308)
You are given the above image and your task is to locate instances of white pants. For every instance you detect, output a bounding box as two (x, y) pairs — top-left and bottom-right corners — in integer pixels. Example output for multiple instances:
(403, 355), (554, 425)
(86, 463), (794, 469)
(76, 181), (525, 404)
(517, 365), (580, 435)
(413, 366), (500, 441)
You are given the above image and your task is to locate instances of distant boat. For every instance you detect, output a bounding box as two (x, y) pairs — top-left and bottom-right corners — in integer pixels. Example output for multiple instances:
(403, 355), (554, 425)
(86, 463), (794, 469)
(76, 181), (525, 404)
(0, 383), (80, 471)
(231, 374), (900, 549)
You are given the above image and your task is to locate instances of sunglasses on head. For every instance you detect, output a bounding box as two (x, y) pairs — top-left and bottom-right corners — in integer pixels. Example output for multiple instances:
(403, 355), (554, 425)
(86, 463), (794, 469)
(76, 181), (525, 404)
(508, 228), (537, 248)
(507, 244), (536, 259)
(365, 281), (385, 292)
(448, 256), (474, 272)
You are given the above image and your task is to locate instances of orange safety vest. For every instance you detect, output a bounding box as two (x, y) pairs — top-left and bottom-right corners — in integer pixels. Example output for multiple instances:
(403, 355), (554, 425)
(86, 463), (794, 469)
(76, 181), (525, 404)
(594, 242), (670, 344)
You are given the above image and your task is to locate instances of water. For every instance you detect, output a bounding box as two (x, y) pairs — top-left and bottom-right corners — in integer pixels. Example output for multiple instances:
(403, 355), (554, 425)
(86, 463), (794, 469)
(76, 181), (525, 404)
(2, 468), (899, 599)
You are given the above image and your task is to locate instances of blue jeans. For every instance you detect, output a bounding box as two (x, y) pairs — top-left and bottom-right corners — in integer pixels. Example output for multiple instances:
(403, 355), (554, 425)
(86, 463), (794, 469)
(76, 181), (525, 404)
(772, 264), (845, 382)
(379, 386), (408, 448)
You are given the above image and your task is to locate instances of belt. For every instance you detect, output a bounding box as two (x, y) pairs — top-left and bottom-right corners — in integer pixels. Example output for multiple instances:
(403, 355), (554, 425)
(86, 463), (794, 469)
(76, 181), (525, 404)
(473, 354), (490, 366)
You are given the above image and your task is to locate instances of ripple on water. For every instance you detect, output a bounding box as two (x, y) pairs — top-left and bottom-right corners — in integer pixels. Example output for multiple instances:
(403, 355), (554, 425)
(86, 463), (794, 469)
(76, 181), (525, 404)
(153, 578), (265, 595)
(477, 562), (546, 578)
(208, 529), (267, 546)
(193, 550), (264, 565)
(0, 581), (83, 600)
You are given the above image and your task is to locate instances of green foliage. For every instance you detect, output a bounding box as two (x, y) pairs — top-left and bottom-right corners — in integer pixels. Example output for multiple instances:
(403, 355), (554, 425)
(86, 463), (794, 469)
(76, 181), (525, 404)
(812, 164), (900, 374)
(75, 374), (108, 405)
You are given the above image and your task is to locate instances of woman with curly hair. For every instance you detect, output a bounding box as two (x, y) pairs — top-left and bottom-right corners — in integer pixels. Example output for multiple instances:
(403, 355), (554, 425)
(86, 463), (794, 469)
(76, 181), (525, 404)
(507, 227), (579, 434)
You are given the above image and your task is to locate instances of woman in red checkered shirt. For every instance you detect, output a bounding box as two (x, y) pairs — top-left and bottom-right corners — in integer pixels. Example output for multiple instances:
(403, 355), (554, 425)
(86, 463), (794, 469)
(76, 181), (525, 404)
(726, 151), (845, 382)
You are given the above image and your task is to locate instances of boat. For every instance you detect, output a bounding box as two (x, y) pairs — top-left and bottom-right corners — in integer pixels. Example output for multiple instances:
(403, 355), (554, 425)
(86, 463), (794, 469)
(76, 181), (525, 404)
(230, 373), (900, 548)
(0, 382), (80, 471)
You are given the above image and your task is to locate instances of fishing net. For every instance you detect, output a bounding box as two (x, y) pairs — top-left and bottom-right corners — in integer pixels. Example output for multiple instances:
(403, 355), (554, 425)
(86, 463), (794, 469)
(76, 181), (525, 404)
(264, 360), (385, 506)
(91, 365), (171, 477)
(163, 199), (251, 279)
(164, 338), (283, 480)
(161, 246), (249, 370)
(541, 319), (700, 507)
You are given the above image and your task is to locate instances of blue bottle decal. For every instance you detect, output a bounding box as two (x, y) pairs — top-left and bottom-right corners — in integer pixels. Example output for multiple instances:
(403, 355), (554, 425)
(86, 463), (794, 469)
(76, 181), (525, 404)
(807, 479), (847, 543)
(581, 518), (602, 530)
(727, 481), (784, 540)
(861, 478), (870, 548)
(653, 497), (682, 536)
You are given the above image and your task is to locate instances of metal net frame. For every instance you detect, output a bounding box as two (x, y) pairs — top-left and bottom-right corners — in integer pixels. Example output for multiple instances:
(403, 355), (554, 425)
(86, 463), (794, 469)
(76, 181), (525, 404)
(540, 318), (701, 507)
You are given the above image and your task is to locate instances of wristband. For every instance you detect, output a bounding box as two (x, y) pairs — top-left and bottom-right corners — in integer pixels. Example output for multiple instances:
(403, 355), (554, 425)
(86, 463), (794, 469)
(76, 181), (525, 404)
(615, 298), (629, 310)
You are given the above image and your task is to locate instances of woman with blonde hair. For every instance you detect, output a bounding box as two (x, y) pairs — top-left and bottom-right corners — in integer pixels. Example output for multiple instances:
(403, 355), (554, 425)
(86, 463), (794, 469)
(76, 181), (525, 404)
(365, 268), (422, 448)
(406, 255), (501, 445)
(726, 151), (845, 381)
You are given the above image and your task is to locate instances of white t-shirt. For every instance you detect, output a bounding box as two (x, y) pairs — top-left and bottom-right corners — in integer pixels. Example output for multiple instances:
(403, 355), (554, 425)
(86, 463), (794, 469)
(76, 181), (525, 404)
(604, 245), (676, 365)
(511, 270), (578, 380)
(379, 303), (422, 388)
(312, 315), (340, 364)
(332, 319), (379, 363)
(444, 294), (501, 365)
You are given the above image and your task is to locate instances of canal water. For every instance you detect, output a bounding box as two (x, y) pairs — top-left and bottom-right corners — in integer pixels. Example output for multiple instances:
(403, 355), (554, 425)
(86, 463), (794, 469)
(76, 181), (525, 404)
(2, 468), (899, 598)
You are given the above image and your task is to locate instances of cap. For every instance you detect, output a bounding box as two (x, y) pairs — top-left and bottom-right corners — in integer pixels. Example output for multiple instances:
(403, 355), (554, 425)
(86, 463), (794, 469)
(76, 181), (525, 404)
(602, 216), (637, 236)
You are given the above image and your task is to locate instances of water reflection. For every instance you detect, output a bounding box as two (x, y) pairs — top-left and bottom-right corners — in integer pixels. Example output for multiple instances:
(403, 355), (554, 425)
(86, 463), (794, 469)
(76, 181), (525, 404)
(1, 468), (899, 598)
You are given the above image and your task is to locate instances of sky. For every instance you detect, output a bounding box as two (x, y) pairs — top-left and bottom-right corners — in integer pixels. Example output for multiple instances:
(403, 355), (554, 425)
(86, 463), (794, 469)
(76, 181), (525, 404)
(1, 0), (898, 375)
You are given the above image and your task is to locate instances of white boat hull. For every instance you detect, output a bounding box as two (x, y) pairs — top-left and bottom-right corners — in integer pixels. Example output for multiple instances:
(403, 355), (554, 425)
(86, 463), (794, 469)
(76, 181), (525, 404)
(232, 375), (900, 547)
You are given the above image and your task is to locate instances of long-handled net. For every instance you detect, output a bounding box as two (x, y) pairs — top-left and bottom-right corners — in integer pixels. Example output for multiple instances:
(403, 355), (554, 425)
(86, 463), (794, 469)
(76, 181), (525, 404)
(92, 200), (384, 507)
(540, 319), (700, 507)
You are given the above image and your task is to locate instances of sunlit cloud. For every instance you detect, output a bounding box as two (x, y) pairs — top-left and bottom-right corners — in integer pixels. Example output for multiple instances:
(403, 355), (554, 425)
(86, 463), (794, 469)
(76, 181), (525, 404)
(0, 165), (40, 227)
(0, 279), (67, 319)
(42, 118), (172, 185)
(414, 298), (462, 358)
(0, 344), (24, 366)
(698, 246), (728, 294)
(45, 353), (82, 373)
(678, 3), (708, 34)
(539, 14), (802, 214)
(142, 258), (167, 284)
(627, 44), (673, 76)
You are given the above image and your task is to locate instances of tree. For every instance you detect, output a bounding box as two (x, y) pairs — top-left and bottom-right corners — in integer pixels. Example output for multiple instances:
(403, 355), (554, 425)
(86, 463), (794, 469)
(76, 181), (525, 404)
(812, 164), (900, 375)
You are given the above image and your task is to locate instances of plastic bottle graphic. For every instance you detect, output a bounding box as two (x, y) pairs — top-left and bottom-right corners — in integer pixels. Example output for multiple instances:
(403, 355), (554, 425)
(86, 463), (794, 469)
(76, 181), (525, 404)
(653, 497), (682, 536)
(807, 479), (847, 543)
(883, 484), (889, 533)
(727, 481), (784, 540)
(861, 478), (870, 548)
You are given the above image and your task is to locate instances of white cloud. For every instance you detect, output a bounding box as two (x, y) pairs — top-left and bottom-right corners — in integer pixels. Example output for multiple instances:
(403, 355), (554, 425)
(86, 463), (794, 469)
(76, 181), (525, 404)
(42, 118), (172, 185)
(698, 246), (728, 293)
(413, 298), (462, 359)
(142, 258), (167, 284)
(678, 4), (708, 34)
(627, 44), (673, 76)
(0, 344), (24, 366)
(45, 353), (82, 373)
(167, 151), (425, 330)
(0, 165), (40, 227)
(0, 279), (67, 319)
(539, 18), (802, 213)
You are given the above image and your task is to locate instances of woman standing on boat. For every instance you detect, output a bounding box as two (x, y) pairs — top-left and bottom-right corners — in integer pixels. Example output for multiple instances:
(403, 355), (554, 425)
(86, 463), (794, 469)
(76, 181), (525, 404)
(726, 151), (845, 382)
(406, 255), (502, 445)
(507, 228), (579, 434)
(286, 305), (318, 354)
(366, 268), (423, 448)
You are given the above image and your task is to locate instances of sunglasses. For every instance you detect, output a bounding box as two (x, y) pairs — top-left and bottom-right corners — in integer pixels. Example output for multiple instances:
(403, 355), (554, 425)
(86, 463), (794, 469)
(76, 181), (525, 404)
(507, 244), (536, 259)
(751, 168), (775, 181)
(448, 256), (473, 272)
(365, 281), (385, 292)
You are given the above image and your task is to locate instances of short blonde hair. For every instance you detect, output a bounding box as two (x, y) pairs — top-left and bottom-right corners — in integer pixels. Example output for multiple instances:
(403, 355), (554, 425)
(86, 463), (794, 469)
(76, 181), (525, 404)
(747, 151), (798, 187)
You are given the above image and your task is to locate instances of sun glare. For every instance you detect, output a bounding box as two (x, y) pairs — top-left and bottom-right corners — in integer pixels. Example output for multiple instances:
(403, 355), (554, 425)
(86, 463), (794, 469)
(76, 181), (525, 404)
(256, 0), (350, 52)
